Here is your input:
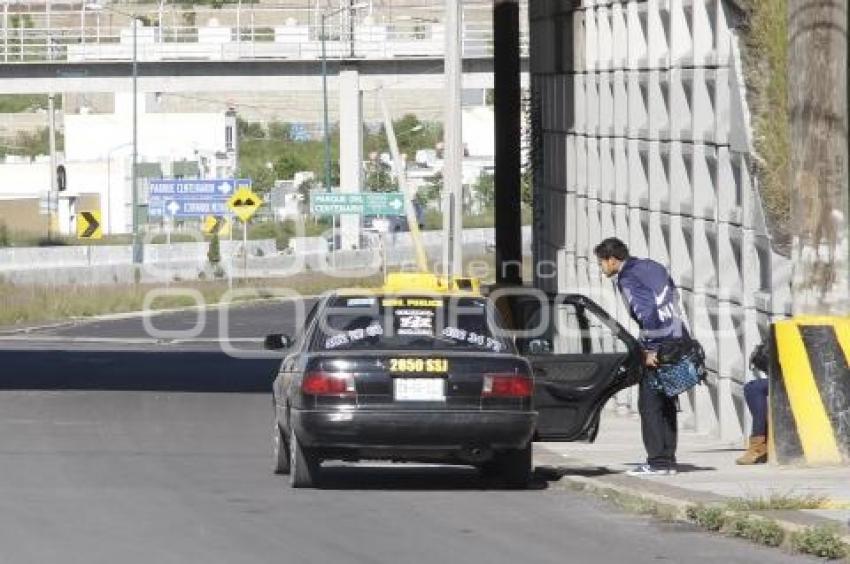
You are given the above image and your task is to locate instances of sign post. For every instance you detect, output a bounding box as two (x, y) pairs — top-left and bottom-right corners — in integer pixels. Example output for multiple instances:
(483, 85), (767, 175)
(226, 185), (264, 282)
(150, 178), (252, 286)
(372, 217), (391, 281)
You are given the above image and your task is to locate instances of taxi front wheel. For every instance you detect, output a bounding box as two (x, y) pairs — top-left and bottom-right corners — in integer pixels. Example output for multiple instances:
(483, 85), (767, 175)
(289, 429), (321, 488)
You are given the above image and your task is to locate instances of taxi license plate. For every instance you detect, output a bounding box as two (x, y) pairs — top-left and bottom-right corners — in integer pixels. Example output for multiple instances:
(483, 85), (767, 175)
(393, 378), (446, 402)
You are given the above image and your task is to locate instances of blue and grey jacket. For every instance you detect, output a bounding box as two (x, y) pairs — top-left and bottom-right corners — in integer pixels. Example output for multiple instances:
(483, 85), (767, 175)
(616, 257), (688, 350)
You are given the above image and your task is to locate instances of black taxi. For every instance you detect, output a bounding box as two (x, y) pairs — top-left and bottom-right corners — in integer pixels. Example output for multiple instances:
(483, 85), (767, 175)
(265, 274), (642, 488)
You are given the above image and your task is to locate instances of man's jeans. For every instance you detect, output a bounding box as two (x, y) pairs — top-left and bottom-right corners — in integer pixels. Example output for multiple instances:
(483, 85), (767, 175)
(744, 378), (769, 437)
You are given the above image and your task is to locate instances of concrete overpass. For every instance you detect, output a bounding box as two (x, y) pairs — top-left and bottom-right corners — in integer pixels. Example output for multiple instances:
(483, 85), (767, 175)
(0, 57), (529, 94)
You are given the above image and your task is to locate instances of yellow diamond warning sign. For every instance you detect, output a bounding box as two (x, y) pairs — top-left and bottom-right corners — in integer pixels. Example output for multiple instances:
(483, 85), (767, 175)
(227, 186), (263, 223)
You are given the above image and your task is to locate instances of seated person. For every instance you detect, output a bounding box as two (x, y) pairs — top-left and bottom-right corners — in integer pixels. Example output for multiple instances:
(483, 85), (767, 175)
(737, 344), (769, 465)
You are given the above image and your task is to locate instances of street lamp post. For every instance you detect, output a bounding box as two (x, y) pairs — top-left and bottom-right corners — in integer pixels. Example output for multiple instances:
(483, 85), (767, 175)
(86, 2), (141, 263)
(320, 2), (367, 192)
(131, 15), (140, 263)
(106, 142), (133, 234)
(321, 11), (332, 192)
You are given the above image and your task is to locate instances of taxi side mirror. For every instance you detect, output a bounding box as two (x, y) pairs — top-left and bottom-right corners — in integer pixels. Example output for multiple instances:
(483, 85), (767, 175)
(264, 333), (293, 350)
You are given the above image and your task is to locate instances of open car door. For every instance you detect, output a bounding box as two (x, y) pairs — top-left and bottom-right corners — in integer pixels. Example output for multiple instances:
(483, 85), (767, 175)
(510, 293), (642, 442)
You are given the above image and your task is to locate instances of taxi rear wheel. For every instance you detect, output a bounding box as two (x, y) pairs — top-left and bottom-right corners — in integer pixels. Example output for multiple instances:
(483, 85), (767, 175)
(481, 442), (532, 489)
(289, 429), (321, 488)
(272, 421), (290, 475)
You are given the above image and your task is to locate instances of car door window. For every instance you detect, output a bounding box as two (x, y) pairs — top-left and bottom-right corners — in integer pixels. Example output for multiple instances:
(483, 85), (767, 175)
(512, 294), (641, 442)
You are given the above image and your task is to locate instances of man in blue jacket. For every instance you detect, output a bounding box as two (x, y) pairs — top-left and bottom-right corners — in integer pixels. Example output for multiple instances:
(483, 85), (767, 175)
(594, 237), (687, 476)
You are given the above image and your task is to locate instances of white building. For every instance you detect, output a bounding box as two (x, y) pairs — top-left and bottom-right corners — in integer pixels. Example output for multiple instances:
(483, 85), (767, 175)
(0, 93), (237, 235)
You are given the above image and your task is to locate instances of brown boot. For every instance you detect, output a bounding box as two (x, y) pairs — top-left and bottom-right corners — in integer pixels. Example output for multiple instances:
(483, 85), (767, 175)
(736, 435), (768, 465)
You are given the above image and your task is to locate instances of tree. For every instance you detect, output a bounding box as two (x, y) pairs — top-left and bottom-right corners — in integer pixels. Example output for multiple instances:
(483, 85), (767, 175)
(394, 114), (442, 157)
(273, 153), (307, 181)
(297, 178), (315, 214)
(362, 115), (443, 161)
(473, 172), (495, 209)
(416, 171), (443, 206)
(364, 160), (395, 192)
(268, 121), (292, 140)
(237, 118), (265, 140)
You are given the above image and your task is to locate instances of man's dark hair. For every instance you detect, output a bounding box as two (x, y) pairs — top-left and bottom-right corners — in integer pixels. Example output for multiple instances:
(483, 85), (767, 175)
(594, 237), (630, 261)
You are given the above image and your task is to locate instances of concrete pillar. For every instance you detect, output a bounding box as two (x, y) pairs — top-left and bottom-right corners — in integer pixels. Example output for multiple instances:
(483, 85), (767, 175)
(339, 66), (362, 250)
(494, 0), (522, 285)
(788, 0), (849, 314)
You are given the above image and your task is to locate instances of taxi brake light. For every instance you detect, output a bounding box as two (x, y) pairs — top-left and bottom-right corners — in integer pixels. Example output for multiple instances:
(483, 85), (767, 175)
(302, 371), (356, 397)
(481, 373), (532, 398)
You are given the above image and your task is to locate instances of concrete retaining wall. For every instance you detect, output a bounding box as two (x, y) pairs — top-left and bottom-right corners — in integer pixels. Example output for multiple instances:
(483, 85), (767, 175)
(0, 240), (278, 271)
(0, 228), (532, 286)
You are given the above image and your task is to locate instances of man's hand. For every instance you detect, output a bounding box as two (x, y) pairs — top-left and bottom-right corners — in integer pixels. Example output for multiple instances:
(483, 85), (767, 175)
(644, 350), (658, 368)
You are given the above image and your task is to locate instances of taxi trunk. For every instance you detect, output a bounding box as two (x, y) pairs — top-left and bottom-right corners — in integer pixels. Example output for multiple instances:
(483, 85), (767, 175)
(299, 350), (533, 411)
(290, 350), (536, 460)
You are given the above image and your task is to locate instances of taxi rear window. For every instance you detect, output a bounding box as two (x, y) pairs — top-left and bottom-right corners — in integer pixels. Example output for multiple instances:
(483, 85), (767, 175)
(311, 296), (513, 353)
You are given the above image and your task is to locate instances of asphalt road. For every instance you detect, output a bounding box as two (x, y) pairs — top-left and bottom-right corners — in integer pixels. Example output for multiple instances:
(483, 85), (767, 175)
(0, 303), (809, 563)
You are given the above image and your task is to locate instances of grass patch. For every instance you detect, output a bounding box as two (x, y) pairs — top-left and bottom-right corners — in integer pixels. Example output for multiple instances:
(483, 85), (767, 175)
(0, 94), (50, 113)
(247, 220), (330, 250)
(790, 526), (849, 559)
(686, 505), (789, 548)
(739, 0), (790, 248)
(723, 514), (785, 547)
(0, 273), (382, 327)
(568, 483), (680, 522)
(686, 505), (727, 531)
(0, 254), (500, 327)
(727, 492), (830, 511)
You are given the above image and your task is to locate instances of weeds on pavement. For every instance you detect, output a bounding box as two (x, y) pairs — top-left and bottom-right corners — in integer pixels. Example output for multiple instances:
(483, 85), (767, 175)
(790, 526), (849, 560)
(727, 492), (829, 511)
(687, 504), (850, 560)
(723, 514), (785, 547)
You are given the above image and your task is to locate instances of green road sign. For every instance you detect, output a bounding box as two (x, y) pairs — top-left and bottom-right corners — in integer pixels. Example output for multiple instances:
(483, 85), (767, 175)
(309, 191), (405, 216)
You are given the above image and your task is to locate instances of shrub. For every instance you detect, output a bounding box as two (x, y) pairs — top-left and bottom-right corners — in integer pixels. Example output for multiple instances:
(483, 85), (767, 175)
(686, 505), (726, 531)
(207, 233), (221, 264)
(790, 526), (848, 559)
(724, 515), (785, 547)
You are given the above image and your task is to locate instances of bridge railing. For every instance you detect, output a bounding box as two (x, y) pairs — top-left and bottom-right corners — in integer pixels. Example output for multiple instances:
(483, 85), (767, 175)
(0, 3), (529, 63)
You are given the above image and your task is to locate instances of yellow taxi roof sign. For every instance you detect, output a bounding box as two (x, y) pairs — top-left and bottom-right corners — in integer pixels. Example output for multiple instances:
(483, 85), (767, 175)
(380, 272), (481, 295)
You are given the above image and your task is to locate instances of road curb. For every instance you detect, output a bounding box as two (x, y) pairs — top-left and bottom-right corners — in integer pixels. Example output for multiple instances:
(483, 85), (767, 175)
(534, 444), (850, 548)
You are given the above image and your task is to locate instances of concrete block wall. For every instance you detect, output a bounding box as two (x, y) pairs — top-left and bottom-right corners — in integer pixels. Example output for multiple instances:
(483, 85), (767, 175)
(530, 0), (792, 440)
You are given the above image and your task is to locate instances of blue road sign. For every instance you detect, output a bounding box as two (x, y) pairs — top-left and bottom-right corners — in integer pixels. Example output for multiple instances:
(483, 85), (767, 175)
(148, 178), (252, 217)
(150, 198), (232, 218)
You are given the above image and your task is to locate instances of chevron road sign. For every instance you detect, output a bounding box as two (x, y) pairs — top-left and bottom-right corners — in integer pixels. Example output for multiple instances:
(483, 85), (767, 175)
(202, 215), (232, 237)
(77, 210), (102, 239)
